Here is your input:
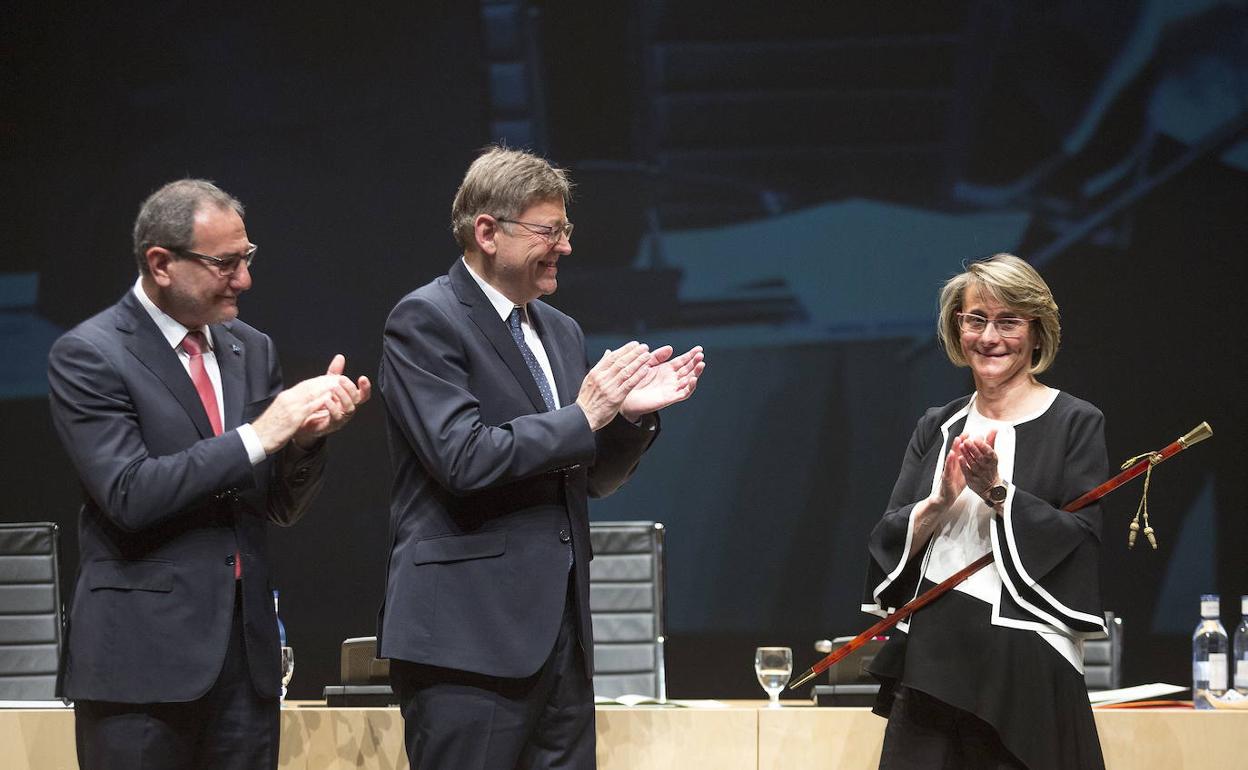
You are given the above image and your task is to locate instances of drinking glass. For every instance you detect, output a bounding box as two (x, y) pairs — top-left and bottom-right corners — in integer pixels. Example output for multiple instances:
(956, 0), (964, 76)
(754, 646), (792, 707)
(280, 646), (294, 702)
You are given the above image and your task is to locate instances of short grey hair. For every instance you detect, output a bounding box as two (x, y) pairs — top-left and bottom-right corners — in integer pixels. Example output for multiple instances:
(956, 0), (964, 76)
(132, 179), (244, 275)
(451, 146), (572, 250)
(937, 253), (1062, 375)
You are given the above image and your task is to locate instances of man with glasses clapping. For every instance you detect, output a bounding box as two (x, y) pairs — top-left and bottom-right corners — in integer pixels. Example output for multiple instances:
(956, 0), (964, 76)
(48, 178), (371, 770)
(377, 146), (705, 769)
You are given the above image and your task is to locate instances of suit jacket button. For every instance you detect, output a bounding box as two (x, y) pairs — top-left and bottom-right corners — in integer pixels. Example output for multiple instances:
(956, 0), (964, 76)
(558, 529), (571, 544)
(225, 554), (236, 566)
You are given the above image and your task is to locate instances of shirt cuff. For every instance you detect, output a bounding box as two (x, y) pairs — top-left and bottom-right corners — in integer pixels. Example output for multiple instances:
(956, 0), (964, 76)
(238, 423), (267, 465)
(634, 412), (658, 431)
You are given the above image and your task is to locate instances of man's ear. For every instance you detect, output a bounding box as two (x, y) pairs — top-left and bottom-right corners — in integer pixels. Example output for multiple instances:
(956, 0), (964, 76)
(146, 247), (175, 286)
(474, 214), (498, 256)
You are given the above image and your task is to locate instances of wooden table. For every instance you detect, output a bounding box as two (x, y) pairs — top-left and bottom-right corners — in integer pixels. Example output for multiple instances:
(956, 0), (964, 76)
(2, 701), (1244, 769)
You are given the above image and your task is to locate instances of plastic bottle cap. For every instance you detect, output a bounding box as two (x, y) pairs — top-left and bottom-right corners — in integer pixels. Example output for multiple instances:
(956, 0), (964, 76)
(1200, 595), (1219, 618)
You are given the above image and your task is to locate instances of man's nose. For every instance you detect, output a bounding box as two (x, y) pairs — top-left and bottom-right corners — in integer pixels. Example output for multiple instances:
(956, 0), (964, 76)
(230, 260), (253, 290)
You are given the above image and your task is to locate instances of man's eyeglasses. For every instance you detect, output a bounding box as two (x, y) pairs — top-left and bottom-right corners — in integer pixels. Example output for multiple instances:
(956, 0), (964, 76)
(170, 244), (258, 277)
(957, 312), (1030, 338)
(496, 217), (574, 244)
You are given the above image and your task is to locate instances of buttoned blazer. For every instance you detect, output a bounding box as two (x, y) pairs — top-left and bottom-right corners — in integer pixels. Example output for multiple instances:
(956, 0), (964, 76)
(47, 290), (326, 703)
(377, 259), (657, 678)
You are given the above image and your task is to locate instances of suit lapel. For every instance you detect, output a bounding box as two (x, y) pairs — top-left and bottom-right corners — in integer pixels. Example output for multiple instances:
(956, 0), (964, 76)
(116, 292), (216, 440)
(449, 260), (548, 413)
(211, 324), (246, 429)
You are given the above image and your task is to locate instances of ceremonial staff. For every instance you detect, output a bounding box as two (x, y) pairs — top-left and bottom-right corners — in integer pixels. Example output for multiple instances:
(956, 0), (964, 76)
(790, 421), (1213, 690)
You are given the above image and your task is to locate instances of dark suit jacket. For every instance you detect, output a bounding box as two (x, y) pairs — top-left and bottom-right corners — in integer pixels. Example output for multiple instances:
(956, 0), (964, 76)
(377, 259), (657, 679)
(47, 289), (326, 703)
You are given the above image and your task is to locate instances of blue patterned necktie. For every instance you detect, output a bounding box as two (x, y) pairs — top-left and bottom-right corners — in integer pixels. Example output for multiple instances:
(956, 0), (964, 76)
(507, 306), (556, 412)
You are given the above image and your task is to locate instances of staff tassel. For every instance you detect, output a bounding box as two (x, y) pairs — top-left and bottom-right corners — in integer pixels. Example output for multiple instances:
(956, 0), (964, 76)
(790, 421), (1213, 691)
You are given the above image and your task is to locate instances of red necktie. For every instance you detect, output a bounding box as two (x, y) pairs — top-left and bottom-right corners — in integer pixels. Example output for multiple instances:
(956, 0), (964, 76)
(181, 331), (240, 578)
(180, 331), (224, 437)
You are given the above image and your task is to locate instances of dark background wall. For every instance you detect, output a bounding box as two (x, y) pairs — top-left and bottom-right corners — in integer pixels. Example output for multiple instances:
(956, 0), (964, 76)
(3, 0), (1245, 701)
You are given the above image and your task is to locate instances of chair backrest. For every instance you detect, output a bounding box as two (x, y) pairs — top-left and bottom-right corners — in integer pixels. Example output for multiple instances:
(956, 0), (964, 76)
(825, 636), (885, 686)
(588, 521), (666, 700)
(0, 522), (64, 699)
(1083, 611), (1123, 691)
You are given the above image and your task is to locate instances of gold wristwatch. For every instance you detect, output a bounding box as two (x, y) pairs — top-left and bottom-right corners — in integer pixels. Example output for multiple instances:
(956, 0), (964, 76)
(985, 481), (1008, 506)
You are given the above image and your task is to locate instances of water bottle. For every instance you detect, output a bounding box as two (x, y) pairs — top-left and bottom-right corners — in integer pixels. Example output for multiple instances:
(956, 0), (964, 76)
(274, 590), (294, 701)
(1192, 594), (1228, 709)
(1234, 595), (1248, 695)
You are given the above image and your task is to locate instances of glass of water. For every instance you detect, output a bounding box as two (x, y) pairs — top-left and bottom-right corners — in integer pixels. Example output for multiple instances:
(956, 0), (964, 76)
(280, 646), (294, 702)
(754, 646), (792, 708)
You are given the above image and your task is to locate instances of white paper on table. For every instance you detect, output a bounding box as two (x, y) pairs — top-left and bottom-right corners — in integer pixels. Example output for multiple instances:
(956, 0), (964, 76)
(594, 694), (727, 708)
(1087, 683), (1185, 706)
(0, 700), (72, 709)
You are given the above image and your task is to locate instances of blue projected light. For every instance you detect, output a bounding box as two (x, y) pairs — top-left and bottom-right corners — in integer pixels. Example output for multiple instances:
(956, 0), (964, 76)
(0, 273), (63, 400)
(626, 198), (1032, 346)
(1151, 474), (1218, 635)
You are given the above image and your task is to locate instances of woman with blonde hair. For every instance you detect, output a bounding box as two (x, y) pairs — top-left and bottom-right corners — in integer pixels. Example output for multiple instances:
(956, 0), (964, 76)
(863, 254), (1108, 769)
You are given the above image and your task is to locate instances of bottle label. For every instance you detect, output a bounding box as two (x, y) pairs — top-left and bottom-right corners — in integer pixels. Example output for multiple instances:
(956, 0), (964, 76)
(1208, 654), (1228, 689)
(1195, 656), (1229, 688)
(1236, 659), (1248, 689)
(1201, 600), (1219, 618)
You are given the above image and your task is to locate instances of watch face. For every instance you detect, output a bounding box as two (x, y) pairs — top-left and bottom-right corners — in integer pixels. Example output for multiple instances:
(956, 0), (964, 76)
(988, 484), (1008, 503)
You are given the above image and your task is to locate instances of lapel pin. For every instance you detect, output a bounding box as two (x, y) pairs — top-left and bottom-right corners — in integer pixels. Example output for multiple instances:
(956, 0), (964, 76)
(231, 343), (241, 355)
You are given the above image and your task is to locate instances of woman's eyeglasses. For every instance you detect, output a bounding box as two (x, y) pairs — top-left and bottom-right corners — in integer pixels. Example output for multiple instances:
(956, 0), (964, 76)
(956, 312), (1030, 338)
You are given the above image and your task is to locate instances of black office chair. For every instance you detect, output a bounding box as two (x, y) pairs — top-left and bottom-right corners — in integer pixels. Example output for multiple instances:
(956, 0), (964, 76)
(809, 635), (885, 706)
(326, 522), (670, 704)
(0, 522), (65, 699)
(588, 521), (667, 700)
(1084, 612), (1123, 692)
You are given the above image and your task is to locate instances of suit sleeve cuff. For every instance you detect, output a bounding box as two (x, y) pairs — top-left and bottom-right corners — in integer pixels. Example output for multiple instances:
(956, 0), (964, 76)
(238, 423), (267, 465)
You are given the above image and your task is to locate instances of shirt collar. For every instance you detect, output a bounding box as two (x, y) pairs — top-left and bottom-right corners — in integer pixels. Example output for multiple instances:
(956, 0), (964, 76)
(132, 276), (213, 352)
(461, 256), (527, 323)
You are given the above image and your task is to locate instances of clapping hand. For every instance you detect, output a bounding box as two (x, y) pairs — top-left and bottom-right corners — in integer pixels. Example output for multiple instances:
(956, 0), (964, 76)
(575, 342), (652, 431)
(253, 355), (371, 454)
(957, 429), (1000, 499)
(292, 355), (372, 448)
(930, 435), (969, 512)
(620, 345), (705, 422)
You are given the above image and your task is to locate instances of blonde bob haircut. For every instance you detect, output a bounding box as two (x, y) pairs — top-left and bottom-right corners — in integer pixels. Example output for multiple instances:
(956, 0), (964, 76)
(451, 145), (572, 250)
(936, 253), (1061, 375)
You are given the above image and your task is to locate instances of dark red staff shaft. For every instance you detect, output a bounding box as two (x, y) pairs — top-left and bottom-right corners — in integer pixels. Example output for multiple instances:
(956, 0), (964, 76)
(790, 421), (1212, 690)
